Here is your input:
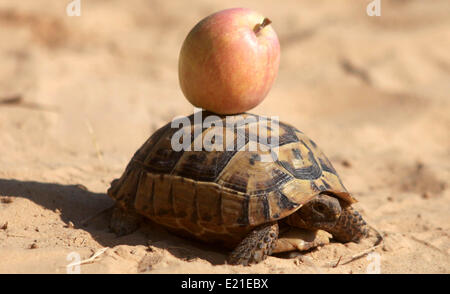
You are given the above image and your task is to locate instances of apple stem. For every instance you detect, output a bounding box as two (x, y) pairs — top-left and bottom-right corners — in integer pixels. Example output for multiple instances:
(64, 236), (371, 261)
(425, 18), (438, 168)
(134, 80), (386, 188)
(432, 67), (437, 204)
(254, 18), (272, 34)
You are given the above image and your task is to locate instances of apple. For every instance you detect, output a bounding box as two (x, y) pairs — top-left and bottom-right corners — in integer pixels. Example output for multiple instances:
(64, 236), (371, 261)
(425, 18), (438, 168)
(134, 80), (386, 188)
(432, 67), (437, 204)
(178, 8), (280, 114)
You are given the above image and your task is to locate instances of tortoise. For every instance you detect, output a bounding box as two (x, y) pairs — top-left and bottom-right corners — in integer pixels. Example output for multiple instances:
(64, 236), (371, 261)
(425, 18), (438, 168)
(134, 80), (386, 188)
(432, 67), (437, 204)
(107, 111), (368, 265)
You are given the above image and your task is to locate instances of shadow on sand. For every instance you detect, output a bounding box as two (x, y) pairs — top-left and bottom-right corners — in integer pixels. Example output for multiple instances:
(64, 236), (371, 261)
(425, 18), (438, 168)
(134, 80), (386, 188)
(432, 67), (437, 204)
(0, 178), (227, 265)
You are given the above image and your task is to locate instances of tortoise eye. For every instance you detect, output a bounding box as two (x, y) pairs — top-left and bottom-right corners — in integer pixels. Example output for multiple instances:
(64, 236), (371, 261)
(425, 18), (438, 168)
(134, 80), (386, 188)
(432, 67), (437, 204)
(314, 203), (326, 213)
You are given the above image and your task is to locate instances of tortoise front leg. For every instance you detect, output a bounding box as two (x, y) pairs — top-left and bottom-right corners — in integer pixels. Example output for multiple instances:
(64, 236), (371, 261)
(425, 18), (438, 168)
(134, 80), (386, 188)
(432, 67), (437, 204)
(328, 206), (368, 242)
(227, 222), (279, 265)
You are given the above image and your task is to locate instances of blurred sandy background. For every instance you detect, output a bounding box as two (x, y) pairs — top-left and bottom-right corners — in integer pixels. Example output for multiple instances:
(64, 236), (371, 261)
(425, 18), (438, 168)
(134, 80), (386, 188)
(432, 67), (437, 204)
(0, 0), (449, 273)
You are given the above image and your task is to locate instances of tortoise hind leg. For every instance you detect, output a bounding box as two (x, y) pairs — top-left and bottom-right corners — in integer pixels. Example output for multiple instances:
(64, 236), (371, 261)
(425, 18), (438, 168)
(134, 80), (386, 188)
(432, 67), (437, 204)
(109, 205), (143, 236)
(227, 223), (279, 265)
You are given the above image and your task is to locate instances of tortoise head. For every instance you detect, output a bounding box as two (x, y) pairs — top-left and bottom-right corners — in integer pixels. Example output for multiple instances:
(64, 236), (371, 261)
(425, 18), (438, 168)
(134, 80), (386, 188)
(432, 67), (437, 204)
(295, 194), (342, 231)
(288, 193), (368, 243)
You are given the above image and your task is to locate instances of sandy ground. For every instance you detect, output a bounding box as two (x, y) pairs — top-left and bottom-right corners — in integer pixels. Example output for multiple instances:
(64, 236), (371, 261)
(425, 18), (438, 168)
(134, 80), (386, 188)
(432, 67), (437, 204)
(0, 0), (449, 274)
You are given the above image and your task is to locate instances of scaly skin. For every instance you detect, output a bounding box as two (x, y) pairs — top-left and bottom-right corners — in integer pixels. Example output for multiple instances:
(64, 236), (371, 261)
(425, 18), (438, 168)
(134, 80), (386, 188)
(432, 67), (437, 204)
(110, 192), (368, 265)
(328, 206), (368, 243)
(227, 195), (368, 265)
(227, 223), (279, 265)
(109, 205), (142, 236)
(287, 194), (368, 243)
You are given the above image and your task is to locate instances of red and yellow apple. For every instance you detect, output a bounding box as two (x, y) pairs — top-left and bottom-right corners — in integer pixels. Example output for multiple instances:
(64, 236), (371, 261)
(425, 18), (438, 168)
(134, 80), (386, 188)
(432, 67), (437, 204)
(178, 8), (280, 114)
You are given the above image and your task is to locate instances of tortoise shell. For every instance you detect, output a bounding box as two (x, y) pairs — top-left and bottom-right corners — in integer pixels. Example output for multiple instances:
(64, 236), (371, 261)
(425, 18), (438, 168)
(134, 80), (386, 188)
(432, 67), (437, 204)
(108, 112), (356, 247)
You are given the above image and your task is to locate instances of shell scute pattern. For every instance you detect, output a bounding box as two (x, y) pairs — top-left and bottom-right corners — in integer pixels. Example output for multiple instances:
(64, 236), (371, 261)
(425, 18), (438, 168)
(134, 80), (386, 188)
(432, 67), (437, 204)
(109, 111), (355, 244)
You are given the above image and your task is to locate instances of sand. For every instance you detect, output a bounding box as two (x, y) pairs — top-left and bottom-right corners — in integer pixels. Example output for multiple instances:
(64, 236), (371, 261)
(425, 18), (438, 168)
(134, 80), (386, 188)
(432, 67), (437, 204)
(0, 0), (449, 274)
